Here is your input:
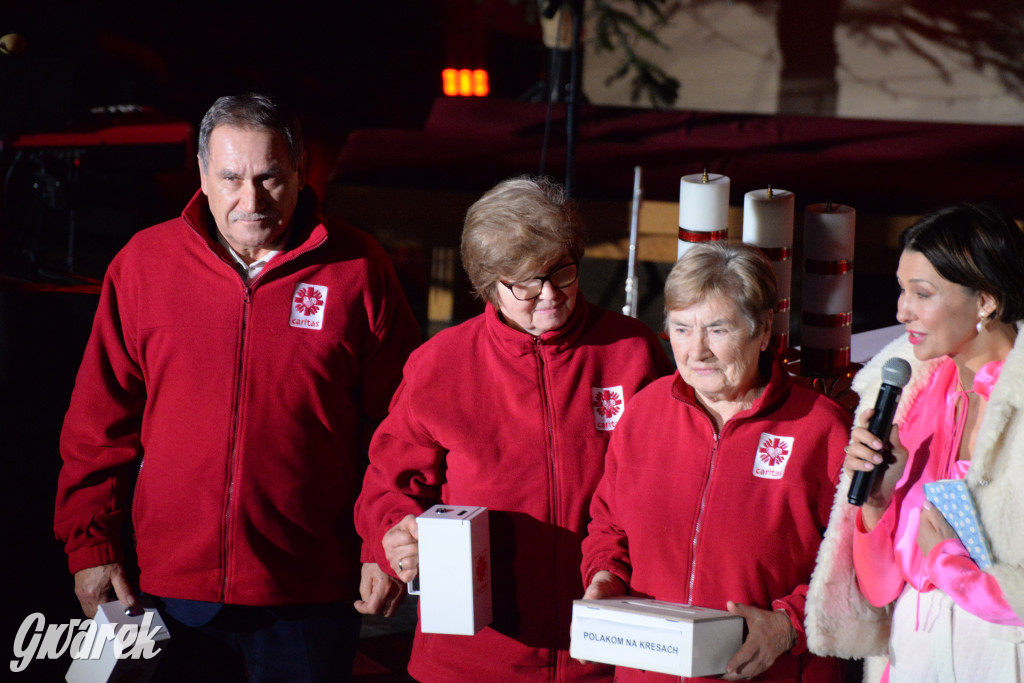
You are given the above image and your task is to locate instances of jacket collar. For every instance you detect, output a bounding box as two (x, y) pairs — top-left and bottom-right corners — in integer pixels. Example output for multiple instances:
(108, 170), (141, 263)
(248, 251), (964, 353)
(485, 292), (591, 358)
(180, 186), (327, 260)
(670, 348), (793, 418)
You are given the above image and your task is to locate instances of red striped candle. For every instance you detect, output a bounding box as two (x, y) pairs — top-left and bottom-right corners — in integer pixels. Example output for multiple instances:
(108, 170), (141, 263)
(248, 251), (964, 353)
(801, 202), (856, 377)
(742, 187), (795, 354)
(678, 171), (730, 260)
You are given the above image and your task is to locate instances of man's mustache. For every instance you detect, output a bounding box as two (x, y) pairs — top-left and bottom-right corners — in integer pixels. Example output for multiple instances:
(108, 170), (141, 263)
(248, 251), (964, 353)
(230, 211), (276, 222)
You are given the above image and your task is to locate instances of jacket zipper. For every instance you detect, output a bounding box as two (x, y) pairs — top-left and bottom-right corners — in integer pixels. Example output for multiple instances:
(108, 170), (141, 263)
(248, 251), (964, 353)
(534, 338), (559, 519)
(686, 428), (720, 605)
(209, 227), (326, 601)
(682, 381), (770, 605)
(533, 336), (560, 674)
(221, 283), (252, 601)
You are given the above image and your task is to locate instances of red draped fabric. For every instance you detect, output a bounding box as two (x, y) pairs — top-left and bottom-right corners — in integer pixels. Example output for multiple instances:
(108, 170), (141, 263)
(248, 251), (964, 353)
(333, 97), (1024, 217)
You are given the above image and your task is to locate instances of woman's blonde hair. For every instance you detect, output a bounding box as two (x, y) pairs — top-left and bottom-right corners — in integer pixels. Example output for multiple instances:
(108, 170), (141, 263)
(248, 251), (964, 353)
(461, 176), (584, 305)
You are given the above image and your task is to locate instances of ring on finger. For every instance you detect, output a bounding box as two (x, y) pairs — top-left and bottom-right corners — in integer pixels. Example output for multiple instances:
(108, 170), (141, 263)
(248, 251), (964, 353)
(399, 558), (404, 571)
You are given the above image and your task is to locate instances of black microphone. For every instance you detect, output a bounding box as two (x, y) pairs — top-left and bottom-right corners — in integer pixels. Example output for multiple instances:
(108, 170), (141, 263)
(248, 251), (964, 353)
(847, 357), (912, 506)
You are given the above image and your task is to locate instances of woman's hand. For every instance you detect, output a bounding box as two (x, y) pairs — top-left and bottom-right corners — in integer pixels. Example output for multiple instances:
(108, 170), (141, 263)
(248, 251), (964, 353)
(844, 411), (910, 529)
(575, 571), (629, 664)
(382, 514), (420, 583)
(354, 562), (406, 617)
(722, 602), (796, 681)
(917, 503), (957, 558)
(582, 570), (627, 601)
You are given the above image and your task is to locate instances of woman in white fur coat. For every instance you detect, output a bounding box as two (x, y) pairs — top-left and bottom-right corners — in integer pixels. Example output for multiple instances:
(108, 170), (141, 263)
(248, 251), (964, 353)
(804, 203), (1024, 683)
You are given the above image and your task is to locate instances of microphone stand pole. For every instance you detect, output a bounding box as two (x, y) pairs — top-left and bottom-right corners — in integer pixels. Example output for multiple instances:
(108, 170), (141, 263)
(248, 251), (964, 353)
(565, 0), (582, 198)
(623, 166), (642, 318)
(543, 0), (584, 198)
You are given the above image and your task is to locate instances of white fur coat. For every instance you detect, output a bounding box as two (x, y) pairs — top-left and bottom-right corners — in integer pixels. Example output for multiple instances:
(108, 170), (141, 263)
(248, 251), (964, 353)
(804, 329), (1024, 681)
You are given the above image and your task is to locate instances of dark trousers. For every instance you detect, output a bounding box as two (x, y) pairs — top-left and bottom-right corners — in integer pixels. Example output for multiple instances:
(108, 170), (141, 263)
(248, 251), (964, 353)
(150, 600), (362, 683)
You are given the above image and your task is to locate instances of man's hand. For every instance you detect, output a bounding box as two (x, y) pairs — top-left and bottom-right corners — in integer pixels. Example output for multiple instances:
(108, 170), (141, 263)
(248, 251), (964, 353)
(74, 563), (137, 618)
(722, 601), (796, 681)
(354, 562), (406, 617)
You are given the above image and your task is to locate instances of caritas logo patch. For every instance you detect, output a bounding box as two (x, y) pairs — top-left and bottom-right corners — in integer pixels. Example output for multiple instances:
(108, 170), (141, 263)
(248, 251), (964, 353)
(290, 283), (328, 330)
(592, 385), (625, 431)
(752, 432), (794, 480)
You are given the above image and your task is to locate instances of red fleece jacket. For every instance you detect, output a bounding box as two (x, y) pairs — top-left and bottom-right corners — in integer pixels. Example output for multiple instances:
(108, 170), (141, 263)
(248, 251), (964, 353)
(583, 361), (849, 682)
(55, 188), (419, 605)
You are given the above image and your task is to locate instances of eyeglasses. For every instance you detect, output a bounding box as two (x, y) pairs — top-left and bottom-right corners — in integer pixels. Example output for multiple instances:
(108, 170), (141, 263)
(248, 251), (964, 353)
(500, 261), (579, 301)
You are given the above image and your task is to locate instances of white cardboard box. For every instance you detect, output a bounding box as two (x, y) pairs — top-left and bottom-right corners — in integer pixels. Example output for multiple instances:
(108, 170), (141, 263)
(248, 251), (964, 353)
(415, 504), (492, 635)
(66, 600), (170, 683)
(570, 598), (743, 677)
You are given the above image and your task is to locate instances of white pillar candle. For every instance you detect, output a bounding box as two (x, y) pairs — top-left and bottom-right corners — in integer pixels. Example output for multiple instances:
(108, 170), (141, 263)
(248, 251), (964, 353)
(678, 171), (730, 260)
(801, 202), (856, 377)
(742, 187), (795, 247)
(742, 188), (795, 353)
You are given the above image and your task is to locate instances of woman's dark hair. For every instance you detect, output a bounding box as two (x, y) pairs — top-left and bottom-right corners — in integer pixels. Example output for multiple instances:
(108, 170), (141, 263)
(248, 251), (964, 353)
(899, 202), (1024, 323)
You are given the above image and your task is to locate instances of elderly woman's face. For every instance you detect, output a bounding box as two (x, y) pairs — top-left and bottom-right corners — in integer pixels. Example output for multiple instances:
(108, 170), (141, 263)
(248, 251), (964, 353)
(495, 257), (579, 336)
(667, 296), (768, 402)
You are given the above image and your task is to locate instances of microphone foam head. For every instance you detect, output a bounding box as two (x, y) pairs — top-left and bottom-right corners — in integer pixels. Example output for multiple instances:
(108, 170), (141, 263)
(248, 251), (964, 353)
(881, 357), (912, 388)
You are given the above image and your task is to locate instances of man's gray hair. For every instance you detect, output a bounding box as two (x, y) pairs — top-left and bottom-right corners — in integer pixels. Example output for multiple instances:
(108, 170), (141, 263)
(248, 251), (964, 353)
(197, 92), (304, 171)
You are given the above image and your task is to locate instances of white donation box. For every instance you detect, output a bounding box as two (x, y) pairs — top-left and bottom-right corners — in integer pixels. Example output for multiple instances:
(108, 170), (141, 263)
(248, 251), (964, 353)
(65, 600), (171, 683)
(415, 504), (492, 635)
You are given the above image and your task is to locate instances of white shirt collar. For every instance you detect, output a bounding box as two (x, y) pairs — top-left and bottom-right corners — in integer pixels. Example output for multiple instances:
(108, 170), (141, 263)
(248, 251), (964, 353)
(215, 233), (281, 281)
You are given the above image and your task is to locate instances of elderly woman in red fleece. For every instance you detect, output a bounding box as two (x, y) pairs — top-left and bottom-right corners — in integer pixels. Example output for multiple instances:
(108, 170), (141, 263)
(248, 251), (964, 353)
(582, 241), (849, 682)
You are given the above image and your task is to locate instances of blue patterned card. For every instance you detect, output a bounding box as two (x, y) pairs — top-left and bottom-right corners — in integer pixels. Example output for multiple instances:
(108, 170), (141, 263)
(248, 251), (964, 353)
(923, 479), (994, 569)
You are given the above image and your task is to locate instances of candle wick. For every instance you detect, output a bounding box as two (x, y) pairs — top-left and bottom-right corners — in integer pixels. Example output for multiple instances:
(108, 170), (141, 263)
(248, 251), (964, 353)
(826, 200), (834, 213)
(766, 185), (774, 200)
(701, 168), (709, 184)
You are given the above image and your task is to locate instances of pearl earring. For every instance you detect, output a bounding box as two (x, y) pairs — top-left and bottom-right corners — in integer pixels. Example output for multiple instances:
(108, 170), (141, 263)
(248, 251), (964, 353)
(977, 319), (984, 334)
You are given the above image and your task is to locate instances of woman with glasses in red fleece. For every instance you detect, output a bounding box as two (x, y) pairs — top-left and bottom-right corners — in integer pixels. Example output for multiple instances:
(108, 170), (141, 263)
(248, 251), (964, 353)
(355, 175), (672, 682)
